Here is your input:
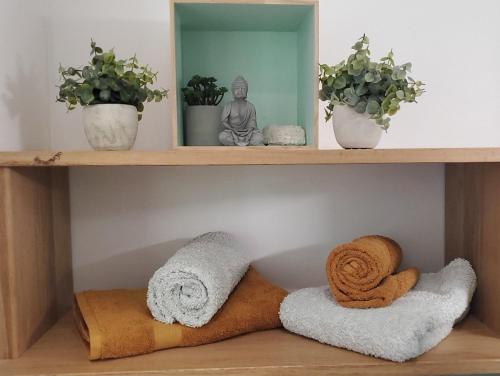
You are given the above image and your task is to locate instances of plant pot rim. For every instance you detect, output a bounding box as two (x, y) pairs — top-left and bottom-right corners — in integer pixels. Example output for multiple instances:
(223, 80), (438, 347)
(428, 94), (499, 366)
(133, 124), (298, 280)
(84, 103), (137, 109)
(333, 104), (373, 117)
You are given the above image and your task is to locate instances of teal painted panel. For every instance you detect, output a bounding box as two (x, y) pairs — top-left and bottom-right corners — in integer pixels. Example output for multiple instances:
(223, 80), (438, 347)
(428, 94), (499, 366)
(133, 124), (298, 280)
(176, 3), (312, 31)
(297, 8), (315, 145)
(181, 30), (298, 136)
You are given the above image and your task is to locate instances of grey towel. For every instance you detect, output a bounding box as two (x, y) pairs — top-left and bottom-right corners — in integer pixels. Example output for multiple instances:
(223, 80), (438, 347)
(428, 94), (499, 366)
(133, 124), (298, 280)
(147, 232), (249, 327)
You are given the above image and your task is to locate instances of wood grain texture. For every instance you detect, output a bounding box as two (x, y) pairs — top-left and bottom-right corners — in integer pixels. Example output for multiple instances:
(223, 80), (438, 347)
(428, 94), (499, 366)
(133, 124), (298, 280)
(51, 169), (73, 317)
(312, 0), (319, 147)
(445, 163), (500, 333)
(1, 313), (500, 375)
(0, 167), (73, 359)
(169, 0), (179, 148)
(0, 169), (10, 359)
(2, 148), (500, 167)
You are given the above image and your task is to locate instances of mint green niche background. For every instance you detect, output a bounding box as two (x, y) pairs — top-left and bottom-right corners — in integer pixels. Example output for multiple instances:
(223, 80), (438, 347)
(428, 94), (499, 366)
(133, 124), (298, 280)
(174, 3), (315, 146)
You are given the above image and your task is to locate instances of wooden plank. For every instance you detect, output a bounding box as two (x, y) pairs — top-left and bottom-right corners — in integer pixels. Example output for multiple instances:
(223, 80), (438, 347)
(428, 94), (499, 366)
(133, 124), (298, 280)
(0, 167), (73, 359)
(445, 163), (500, 333)
(2, 148), (500, 167)
(51, 169), (73, 317)
(169, 0), (179, 148)
(312, 0), (319, 147)
(0, 169), (11, 359)
(1, 313), (500, 375)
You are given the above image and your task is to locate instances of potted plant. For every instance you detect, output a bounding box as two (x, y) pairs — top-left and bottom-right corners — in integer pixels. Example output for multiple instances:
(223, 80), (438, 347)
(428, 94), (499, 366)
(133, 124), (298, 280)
(182, 75), (228, 146)
(319, 35), (424, 149)
(57, 40), (168, 151)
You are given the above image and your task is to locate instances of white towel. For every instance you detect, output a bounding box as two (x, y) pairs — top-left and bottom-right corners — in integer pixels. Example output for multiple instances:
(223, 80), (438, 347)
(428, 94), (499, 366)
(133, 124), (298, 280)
(147, 232), (249, 328)
(279, 258), (476, 362)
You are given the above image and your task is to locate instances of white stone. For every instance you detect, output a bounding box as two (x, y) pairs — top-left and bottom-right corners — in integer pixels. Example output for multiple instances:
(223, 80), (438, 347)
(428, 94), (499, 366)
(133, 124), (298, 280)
(331, 105), (382, 149)
(263, 125), (306, 146)
(83, 104), (138, 151)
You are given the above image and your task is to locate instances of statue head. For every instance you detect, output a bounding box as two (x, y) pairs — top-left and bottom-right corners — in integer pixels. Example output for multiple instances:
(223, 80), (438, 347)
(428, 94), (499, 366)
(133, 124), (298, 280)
(231, 76), (248, 100)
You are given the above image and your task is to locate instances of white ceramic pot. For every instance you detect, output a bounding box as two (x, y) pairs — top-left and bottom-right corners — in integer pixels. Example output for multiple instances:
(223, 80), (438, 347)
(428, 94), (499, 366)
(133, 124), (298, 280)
(184, 105), (223, 146)
(83, 104), (138, 151)
(331, 105), (382, 149)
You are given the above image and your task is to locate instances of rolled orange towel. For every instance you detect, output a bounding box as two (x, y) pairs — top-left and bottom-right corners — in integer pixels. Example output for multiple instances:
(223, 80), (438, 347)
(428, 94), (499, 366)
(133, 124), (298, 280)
(326, 235), (419, 309)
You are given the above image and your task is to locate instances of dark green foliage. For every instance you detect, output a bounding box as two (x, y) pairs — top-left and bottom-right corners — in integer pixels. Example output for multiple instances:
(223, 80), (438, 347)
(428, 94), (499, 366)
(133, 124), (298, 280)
(181, 75), (228, 106)
(319, 35), (424, 130)
(56, 40), (168, 121)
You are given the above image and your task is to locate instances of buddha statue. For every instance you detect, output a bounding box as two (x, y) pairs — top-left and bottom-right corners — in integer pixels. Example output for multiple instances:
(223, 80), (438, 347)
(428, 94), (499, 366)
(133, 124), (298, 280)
(219, 76), (263, 146)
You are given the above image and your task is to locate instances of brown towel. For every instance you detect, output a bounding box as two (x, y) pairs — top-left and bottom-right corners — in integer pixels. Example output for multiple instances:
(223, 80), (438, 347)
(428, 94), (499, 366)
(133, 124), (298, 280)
(74, 266), (287, 360)
(326, 235), (419, 309)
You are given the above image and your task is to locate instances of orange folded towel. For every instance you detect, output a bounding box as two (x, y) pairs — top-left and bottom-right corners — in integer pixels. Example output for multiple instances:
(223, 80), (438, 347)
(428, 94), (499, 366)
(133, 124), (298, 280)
(74, 266), (287, 360)
(326, 235), (419, 309)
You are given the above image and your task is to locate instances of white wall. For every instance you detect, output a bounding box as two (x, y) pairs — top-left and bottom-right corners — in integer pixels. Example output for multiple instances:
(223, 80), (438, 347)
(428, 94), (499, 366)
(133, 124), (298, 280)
(0, 0), (51, 150)
(70, 164), (444, 291)
(4, 0), (500, 291)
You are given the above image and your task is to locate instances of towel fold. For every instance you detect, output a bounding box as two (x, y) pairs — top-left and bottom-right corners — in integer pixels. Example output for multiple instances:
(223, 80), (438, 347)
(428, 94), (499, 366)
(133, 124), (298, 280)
(75, 267), (287, 360)
(147, 232), (249, 327)
(280, 258), (476, 362)
(326, 235), (419, 308)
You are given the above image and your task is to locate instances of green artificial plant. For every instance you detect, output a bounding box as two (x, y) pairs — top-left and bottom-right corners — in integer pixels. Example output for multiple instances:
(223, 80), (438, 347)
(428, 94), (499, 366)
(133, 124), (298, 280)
(182, 75), (228, 106)
(57, 40), (168, 121)
(319, 35), (424, 130)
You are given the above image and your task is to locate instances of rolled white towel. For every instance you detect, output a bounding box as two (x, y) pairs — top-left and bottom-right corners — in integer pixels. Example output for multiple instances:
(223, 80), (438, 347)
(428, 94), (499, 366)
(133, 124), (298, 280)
(147, 232), (249, 328)
(279, 258), (476, 362)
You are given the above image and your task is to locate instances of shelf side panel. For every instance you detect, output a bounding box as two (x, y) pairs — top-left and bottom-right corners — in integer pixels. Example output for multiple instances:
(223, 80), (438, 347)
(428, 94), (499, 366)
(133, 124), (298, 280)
(0, 167), (73, 359)
(51, 169), (74, 317)
(445, 163), (500, 333)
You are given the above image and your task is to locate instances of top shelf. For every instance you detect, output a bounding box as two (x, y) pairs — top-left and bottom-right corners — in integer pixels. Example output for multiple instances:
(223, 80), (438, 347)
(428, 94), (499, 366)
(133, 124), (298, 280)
(1, 147), (500, 167)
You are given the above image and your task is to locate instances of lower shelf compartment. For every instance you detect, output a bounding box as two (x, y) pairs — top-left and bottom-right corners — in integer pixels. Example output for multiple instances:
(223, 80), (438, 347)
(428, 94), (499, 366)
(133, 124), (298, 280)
(1, 313), (500, 375)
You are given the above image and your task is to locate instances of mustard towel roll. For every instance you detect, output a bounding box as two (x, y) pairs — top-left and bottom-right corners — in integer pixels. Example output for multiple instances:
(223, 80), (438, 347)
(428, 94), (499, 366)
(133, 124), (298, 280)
(326, 235), (419, 308)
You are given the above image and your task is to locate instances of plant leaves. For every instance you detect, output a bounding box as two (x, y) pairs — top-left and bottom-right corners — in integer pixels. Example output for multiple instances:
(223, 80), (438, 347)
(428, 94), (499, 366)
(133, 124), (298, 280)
(366, 99), (380, 115)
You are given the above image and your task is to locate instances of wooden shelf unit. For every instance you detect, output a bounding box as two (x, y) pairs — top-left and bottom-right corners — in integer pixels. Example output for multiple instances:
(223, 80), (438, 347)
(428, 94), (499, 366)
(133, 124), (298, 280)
(1, 147), (500, 166)
(1, 149), (500, 375)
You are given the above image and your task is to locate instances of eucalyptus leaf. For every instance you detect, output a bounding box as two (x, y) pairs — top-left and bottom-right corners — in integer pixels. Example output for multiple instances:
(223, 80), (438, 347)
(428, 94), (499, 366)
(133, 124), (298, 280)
(366, 99), (380, 115)
(333, 76), (347, 89)
(354, 100), (367, 113)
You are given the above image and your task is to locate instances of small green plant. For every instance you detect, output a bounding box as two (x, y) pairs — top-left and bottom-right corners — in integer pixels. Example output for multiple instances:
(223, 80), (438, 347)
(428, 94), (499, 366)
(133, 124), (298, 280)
(57, 40), (168, 121)
(319, 35), (424, 130)
(182, 75), (228, 106)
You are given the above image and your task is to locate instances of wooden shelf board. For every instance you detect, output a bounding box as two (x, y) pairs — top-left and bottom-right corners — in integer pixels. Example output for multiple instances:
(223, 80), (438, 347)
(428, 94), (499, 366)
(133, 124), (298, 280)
(1, 147), (500, 167)
(1, 313), (500, 375)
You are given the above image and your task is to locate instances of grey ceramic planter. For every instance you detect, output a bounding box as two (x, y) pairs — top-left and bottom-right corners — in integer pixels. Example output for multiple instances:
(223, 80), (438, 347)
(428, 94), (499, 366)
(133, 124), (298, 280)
(184, 105), (223, 146)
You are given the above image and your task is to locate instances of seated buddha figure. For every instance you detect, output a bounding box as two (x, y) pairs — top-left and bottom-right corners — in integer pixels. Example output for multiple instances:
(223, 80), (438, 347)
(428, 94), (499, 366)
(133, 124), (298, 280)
(219, 76), (263, 146)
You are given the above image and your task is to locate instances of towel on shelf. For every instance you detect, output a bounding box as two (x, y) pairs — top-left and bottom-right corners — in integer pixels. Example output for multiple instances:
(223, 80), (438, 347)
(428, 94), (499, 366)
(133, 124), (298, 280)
(74, 267), (287, 360)
(280, 258), (476, 362)
(147, 232), (249, 327)
(326, 235), (419, 308)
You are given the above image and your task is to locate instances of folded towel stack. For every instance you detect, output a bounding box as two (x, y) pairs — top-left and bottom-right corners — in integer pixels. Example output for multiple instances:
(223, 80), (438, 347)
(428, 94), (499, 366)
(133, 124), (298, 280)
(147, 232), (249, 327)
(326, 235), (419, 308)
(281, 253), (476, 362)
(75, 267), (287, 360)
(74, 232), (288, 360)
